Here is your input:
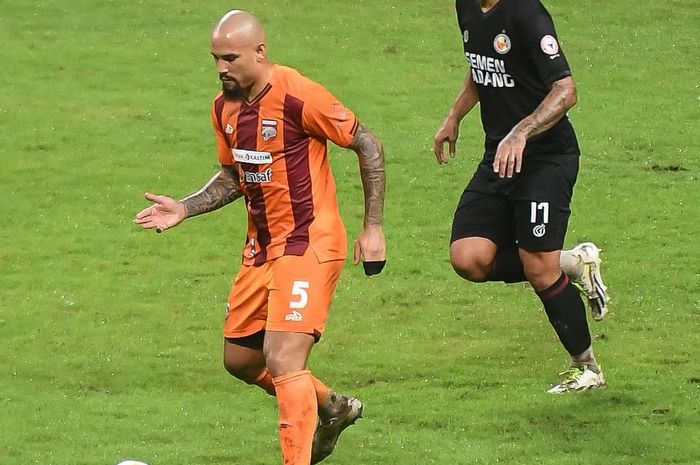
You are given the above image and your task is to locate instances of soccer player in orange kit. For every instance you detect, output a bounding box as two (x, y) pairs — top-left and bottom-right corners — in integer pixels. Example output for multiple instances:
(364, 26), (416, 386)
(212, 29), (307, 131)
(134, 10), (386, 465)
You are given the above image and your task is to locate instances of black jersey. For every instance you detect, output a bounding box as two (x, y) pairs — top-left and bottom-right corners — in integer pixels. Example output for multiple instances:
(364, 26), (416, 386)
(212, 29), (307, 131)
(456, 0), (580, 158)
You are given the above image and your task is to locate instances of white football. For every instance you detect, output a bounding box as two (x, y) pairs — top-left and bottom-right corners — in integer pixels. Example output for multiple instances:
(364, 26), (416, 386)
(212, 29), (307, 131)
(116, 461), (149, 465)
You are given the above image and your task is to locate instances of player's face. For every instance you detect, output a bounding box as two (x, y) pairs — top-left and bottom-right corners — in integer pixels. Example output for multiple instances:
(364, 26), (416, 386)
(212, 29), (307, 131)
(211, 34), (262, 98)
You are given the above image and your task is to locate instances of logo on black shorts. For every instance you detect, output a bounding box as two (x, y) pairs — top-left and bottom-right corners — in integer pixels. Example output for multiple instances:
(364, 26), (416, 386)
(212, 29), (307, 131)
(530, 202), (550, 238)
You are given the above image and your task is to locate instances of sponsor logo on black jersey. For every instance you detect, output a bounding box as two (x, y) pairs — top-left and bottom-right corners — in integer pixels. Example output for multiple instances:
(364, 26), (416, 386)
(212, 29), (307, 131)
(466, 52), (515, 88)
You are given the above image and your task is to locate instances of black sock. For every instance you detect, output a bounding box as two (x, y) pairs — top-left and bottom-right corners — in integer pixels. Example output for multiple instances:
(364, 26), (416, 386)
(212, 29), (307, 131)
(537, 272), (591, 356)
(490, 245), (526, 283)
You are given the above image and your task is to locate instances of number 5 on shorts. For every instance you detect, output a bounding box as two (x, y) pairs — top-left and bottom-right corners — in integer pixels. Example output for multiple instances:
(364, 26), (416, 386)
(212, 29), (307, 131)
(290, 280), (310, 309)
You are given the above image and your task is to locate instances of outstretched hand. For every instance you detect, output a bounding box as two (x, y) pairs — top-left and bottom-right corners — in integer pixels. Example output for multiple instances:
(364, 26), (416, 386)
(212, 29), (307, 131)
(133, 193), (187, 233)
(353, 224), (386, 276)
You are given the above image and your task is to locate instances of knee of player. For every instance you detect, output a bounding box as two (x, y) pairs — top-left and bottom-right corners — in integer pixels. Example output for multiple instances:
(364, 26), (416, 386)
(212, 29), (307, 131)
(223, 357), (257, 382)
(522, 262), (561, 291)
(262, 351), (296, 377)
(449, 253), (491, 282)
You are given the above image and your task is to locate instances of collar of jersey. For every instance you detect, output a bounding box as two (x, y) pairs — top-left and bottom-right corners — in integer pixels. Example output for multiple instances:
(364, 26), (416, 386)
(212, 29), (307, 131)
(243, 82), (272, 106)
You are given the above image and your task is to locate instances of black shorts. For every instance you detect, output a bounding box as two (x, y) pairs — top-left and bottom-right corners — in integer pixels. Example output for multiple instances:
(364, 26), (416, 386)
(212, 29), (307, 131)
(450, 155), (579, 252)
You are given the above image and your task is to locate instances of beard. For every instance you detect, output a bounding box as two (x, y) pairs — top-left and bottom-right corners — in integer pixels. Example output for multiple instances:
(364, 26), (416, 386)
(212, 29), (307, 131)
(220, 76), (246, 100)
(222, 83), (245, 99)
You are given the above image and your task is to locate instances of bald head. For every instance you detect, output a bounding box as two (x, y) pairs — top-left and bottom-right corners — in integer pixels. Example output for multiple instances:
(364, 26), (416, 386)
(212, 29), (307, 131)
(211, 10), (272, 100)
(212, 10), (266, 48)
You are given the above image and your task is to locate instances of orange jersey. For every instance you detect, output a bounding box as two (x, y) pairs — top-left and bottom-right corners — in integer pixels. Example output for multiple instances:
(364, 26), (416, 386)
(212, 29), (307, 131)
(211, 65), (358, 266)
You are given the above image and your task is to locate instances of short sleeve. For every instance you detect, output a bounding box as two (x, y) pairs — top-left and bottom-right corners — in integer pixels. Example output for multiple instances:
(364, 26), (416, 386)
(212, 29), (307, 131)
(211, 95), (233, 165)
(301, 82), (358, 148)
(518, 2), (572, 85)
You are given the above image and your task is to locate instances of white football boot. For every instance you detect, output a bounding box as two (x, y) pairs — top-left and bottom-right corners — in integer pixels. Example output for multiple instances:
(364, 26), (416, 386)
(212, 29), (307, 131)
(547, 366), (607, 394)
(561, 242), (610, 321)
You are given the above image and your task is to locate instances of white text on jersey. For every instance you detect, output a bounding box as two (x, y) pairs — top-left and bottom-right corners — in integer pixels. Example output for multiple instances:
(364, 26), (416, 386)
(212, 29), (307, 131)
(244, 168), (273, 184)
(465, 52), (515, 88)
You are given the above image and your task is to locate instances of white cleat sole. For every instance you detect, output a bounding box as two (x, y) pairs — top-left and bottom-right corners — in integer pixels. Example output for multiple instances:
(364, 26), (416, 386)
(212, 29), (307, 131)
(573, 242), (610, 321)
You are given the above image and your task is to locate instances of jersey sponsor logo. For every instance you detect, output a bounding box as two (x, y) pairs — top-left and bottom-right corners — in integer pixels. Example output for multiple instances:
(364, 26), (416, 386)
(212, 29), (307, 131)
(493, 33), (511, 54)
(243, 168), (273, 184)
(465, 52), (515, 88)
(232, 148), (272, 164)
(225, 123), (235, 134)
(261, 119), (278, 141)
(533, 224), (546, 237)
(284, 310), (303, 322)
(540, 35), (560, 56)
(463, 29), (469, 43)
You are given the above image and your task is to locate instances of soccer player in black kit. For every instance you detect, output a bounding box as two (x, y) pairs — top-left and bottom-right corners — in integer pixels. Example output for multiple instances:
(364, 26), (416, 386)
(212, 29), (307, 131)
(434, 0), (611, 393)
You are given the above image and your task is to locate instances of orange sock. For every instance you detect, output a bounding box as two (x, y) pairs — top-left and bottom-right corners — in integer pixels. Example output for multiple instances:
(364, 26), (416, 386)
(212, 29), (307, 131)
(252, 368), (331, 404)
(311, 376), (331, 407)
(249, 368), (276, 396)
(273, 370), (318, 465)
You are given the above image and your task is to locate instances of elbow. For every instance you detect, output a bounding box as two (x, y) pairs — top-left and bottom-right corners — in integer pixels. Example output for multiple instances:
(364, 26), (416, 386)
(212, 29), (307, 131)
(567, 86), (578, 109)
(552, 77), (578, 111)
(563, 79), (578, 109)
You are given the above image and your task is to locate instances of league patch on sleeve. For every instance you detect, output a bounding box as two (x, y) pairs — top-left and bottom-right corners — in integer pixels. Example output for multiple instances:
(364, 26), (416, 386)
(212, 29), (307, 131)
(540, 35), (560, 55)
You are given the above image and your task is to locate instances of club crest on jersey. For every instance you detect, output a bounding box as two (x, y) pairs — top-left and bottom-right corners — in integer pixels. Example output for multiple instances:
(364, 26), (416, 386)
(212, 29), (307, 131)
(261, 119), (278, 141)
(493, 33), (511, 54)
(225, 123), (235, 134)
(463, 29), (469, 43)
(540, 35), (560, 56)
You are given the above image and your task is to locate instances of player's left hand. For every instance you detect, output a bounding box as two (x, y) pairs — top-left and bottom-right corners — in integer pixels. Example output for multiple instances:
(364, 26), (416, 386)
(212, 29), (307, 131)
(134, 192), (187, 233)
(493, 131), (526, 178)
(354, 224), (386, 276)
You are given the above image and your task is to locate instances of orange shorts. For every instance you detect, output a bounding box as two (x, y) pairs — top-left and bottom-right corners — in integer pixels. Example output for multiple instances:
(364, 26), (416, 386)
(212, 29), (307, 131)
(223, 248), (344, 340)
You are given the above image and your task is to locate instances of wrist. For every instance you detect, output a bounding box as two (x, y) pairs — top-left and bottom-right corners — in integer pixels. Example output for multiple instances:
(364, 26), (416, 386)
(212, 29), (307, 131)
(178, 200), (191, 219)
(445, 113), (462, 126)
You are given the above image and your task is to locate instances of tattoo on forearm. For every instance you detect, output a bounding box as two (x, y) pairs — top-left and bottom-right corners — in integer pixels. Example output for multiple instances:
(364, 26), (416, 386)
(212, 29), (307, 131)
(517, 78), (576, 139)
(350, 124), (385, 226)
(181, 166), (243, 217)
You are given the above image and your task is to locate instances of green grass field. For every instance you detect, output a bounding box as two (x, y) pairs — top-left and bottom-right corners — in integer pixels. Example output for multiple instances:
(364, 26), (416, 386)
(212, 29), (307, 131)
(1, 1), (699, 464)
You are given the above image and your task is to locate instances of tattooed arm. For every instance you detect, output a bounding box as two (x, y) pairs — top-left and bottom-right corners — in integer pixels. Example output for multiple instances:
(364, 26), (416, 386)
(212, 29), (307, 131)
(181, 164), (243, 217)
(349, 124), (385, 227)
(134, 164), (242, 232)
(493, 76), (577, 178)
(509, 76), (577, 140)
(347, 123), (387, 274)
